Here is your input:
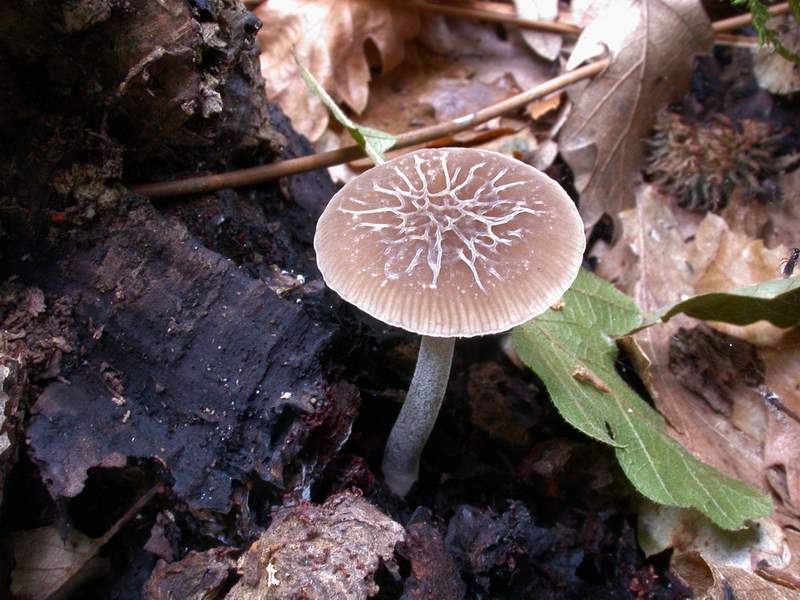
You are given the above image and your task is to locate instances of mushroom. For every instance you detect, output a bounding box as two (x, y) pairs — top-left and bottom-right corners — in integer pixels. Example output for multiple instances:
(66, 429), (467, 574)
(314, 147), (585, 496)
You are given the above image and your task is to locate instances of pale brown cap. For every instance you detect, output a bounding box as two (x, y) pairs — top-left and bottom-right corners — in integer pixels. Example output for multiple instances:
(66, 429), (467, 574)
(314, 147), (585, 337)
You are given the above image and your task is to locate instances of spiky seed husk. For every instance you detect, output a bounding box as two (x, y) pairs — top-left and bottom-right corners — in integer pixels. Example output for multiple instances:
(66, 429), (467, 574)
(645, 111), (782, 212)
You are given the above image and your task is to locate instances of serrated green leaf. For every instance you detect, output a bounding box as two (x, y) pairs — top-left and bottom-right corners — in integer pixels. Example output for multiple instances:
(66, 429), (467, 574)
(294, 54), (395, 165)
(512, 269), (772, 530)
(731, 0), (800, 65)
(638, 276), (800, 330)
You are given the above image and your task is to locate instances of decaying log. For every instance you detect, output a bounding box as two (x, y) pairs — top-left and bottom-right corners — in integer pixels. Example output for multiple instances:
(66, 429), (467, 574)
(0, 0), (358, 519)
(23, 198), (356, 511)
(0, 0), (282, 173)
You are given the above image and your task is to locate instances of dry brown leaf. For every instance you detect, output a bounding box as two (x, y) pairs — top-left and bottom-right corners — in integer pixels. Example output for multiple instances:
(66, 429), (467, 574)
(323, 46), (521, 183)
(638, 502), (789, 570)
(762, 339), (800, 517)
(473, 123), (539, 159)
(766, 168), (800, 250)
(227, 491), (404, 599)
(336, 46), (467, 136)
(11, 526), (110, 600)
(719, 192), (773, 243)
(688, 216), (789, 346)
(569, 0), (613, 27)
(559, 0), (713, 228)
(11, 486), (159, 600)
(513, 0), (562, 61)
(597, 186), (769, 500)
(419, 77), (517, 123)
(526, 92), (563, 120)
(254, 0), (419, 141)
(673, 552), (800, 599)
(338, 12), (546, 136)
(360, 16), (550, 131)
(418, 15), (552, 91)
(754, 16), (800, 95)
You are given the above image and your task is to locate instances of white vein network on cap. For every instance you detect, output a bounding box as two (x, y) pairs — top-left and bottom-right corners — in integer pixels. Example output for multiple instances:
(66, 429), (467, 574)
(314, 147), (585, 337)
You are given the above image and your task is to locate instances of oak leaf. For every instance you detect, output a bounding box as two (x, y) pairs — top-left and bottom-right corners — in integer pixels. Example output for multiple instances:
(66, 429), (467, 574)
(559, 0), (713, 228)
(255, 0), (419, 141)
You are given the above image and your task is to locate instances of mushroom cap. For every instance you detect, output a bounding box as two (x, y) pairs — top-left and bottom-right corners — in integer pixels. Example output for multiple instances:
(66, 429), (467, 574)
(314, 147), (585, 337)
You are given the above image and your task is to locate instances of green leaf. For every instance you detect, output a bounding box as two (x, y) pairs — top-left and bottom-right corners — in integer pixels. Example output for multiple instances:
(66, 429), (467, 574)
(293, 54), (395, 165)
(731, 0), (800, 65)
(513, 269), (772, 530)
(640, 276), (800, 330)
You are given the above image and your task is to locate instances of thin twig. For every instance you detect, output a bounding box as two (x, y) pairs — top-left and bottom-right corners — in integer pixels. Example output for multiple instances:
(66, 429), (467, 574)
(131, 60), (608, 198)
(411, 0), (581, 34)
(714, 33), (761, 47)
(97, 484), (162, 546)
(712, 2), (789, 32)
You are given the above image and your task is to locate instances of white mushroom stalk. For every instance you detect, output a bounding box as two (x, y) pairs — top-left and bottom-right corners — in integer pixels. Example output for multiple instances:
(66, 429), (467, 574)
(314, 148), (585, 497)
(382, 335), (454, 496)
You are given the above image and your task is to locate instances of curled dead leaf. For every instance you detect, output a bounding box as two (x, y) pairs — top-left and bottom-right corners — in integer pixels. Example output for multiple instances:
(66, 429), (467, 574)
(688, 214), (790, 347)
(638, 502), (789, 570)
(11, 526), (110, 600)
(255, 0), (419, 141)
(672, 552), (800, 600)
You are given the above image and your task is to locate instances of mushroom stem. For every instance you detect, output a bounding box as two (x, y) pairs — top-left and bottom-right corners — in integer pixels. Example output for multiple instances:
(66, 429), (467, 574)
(382, 335), (455, 497)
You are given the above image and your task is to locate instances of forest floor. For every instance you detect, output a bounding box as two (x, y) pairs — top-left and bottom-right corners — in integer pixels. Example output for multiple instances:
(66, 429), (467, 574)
(2, 1), (800, 599)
